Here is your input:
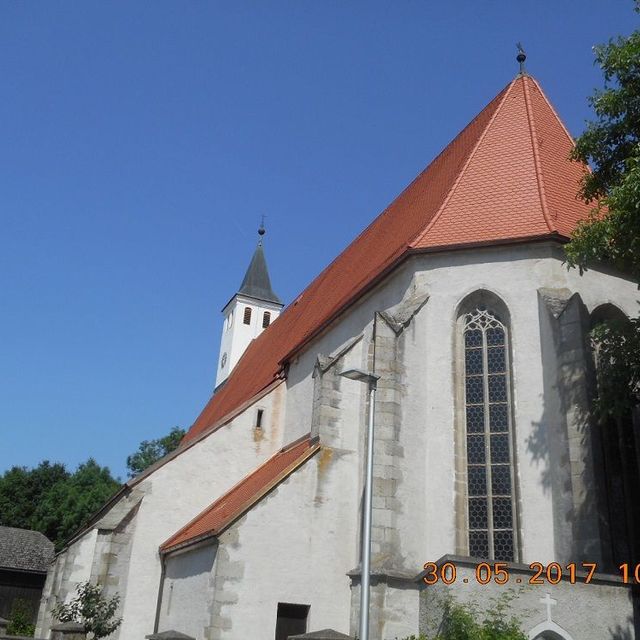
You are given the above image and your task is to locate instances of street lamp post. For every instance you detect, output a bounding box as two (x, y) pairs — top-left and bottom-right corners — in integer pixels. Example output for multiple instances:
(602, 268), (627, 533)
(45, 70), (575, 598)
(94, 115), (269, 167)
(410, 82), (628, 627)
(339, 368), (380, 640)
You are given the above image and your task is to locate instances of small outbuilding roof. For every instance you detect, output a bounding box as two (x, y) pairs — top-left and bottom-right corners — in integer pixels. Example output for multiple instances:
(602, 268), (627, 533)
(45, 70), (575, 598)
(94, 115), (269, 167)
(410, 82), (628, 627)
(161, 435), (320, 554)
(0, 525), (54, 573)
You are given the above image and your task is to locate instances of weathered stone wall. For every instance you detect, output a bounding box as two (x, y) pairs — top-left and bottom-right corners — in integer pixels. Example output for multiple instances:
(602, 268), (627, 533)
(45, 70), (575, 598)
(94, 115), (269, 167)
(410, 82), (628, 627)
(37, 529), (98, 637)
(538, 289), (604, 564)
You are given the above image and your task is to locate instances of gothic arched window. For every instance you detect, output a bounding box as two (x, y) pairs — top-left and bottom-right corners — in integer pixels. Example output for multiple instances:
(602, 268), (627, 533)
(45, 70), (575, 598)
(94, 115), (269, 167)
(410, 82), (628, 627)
(463, 305), (517, 561)
(589, 303), (636, 569)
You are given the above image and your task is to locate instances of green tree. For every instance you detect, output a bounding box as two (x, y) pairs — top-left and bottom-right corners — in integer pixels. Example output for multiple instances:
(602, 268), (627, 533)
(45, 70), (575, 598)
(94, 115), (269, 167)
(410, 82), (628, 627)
(0, 459), (120, 550)
(52, 581), (121, 639)
(566, 3), (640, 417)
(126, 426), (185, 477)
(32, 459), (120, 548)
(0, 461), (68, 533)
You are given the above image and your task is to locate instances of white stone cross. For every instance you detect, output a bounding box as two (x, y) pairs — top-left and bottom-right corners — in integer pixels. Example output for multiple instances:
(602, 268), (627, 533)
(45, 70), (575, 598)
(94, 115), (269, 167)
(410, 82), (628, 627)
(540, 593), (557, 622)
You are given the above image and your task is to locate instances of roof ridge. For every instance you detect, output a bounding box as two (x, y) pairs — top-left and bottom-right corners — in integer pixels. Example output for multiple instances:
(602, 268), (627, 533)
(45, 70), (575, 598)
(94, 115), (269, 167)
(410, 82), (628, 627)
(528, 76), (576, 148)
(278, 84), (515, 314)
(522, 76), (556, 233)
(409, 79), (516, 248)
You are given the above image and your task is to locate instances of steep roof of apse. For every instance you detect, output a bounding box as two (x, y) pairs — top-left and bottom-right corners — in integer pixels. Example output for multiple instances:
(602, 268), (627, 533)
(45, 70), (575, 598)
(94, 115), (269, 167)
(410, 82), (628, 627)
(183, 73), (591, 444)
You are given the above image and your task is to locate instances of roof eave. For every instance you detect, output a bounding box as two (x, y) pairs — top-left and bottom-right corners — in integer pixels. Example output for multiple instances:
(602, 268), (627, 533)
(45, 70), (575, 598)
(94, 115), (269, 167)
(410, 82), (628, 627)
(278, 232), (566, 365)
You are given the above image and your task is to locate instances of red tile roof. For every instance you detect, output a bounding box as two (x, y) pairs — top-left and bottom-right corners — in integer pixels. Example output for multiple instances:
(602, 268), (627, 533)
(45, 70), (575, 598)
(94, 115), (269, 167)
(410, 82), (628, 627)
(161, 436), (320, 553)
(183, 75), (591, 444)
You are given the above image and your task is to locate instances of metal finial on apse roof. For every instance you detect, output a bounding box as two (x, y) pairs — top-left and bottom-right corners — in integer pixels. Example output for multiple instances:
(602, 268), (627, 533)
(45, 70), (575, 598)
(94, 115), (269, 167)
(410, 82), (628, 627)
(516, 42), (527, 75)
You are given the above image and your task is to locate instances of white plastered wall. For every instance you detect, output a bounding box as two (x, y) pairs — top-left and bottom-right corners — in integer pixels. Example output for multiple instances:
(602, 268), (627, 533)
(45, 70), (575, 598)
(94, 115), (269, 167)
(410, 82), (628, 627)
(158, 544), (218, 637)
(38, 381), (287, 639)
(215, 451), (360, 638)
(116, 380), (288, 639)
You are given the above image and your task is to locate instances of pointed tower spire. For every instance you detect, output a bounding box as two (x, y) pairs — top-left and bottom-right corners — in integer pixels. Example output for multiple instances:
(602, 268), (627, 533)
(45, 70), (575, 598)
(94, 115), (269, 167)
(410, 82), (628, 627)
(237, 226), (281, 305)
(214, 224), (283, 388)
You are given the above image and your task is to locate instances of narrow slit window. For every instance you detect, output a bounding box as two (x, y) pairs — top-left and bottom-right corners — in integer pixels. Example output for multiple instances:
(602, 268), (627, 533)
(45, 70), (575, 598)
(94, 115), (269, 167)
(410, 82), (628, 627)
(463, 306), (516, 562)
(262, 311), (271, 328)
(243, 307), (252, 325)
(256, 409), (264, 430)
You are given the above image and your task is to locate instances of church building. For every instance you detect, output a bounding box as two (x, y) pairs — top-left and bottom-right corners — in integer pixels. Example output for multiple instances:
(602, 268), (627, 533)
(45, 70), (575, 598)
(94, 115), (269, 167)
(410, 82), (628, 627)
(37, 64), (638, 640)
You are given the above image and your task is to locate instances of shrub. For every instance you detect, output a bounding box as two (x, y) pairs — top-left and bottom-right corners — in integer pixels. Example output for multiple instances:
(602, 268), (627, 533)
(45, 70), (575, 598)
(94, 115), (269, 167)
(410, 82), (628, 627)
(52, 582), (122, 639)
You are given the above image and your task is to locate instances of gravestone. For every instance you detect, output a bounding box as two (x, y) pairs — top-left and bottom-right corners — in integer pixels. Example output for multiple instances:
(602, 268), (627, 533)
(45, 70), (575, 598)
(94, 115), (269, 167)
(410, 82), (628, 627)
(289, 630), (353, 640)
(50, 622), (85, 640)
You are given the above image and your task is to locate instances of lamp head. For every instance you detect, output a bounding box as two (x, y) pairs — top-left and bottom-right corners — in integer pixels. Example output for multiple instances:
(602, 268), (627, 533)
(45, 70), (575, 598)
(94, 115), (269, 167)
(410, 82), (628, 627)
(339, 368), (380, 386)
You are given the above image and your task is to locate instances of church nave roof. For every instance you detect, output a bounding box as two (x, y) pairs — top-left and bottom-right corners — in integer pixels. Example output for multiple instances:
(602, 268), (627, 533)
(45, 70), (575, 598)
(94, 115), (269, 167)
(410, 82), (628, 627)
(184, 73), (592, 445)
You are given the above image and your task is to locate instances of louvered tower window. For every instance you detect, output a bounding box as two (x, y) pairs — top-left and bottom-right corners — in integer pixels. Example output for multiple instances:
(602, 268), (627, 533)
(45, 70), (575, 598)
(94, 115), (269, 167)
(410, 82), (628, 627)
(262, 311), (271, 328)
(243, 307), (252, 325)
(463, 307), (516, 561)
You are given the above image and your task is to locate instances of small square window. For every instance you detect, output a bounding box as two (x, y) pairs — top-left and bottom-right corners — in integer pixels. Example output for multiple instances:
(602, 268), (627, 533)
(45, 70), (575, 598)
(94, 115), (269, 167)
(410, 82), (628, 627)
(275, 603), (309, 640)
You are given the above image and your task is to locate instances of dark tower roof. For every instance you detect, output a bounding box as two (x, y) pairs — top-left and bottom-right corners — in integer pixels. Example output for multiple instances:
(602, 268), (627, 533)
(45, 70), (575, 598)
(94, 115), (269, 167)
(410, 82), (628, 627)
(238, 241), (282, 305)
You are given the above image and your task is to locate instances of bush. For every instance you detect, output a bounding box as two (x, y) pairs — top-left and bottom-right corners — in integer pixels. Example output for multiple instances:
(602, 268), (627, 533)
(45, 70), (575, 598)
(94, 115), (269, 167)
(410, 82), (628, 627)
(6, 599), (35, 637)
(52, 582), (122, 639)
(398, 591), (527, 640)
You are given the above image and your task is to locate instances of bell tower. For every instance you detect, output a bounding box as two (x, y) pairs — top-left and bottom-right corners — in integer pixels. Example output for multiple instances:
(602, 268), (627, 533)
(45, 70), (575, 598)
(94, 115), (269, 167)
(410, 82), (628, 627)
(215, 225), (283, 388)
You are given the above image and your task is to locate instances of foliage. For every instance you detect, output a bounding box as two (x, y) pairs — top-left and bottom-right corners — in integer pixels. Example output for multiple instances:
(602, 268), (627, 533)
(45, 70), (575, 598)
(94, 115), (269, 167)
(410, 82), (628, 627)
(0, 461), (68, 532)
(433, 595), (527, 640)
(52, 581), (121, 639)
(565, 2), (640, 417)
(6, 599), (35, 637)
(126, 426), (185, 477)
(592, 316), (640, 418)
(566, 5), (640, 278)
(397, 591), (527, 640)
(570, 17), (640, 204)
(0, 459), (120, 550)
(567, 149), (640, 281)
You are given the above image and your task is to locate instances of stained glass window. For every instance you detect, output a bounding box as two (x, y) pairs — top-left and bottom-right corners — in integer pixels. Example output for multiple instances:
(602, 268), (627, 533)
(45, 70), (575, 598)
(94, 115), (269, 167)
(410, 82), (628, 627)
(463, 307), (516, 561)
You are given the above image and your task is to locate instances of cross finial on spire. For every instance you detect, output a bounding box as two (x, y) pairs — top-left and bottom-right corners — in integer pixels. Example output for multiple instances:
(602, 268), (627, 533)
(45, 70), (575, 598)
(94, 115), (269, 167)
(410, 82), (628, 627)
(258, 215), (266, 244)
(516, 42), (527, 75)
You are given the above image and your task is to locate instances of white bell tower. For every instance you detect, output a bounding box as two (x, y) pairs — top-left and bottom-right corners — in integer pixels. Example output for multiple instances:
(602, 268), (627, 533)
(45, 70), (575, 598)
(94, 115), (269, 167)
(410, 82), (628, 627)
(215, 226), (283, 388)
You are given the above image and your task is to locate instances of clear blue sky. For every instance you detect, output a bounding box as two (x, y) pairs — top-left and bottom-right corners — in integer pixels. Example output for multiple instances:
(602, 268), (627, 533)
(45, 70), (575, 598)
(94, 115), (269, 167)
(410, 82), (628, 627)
(1, 1), (636, 481)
